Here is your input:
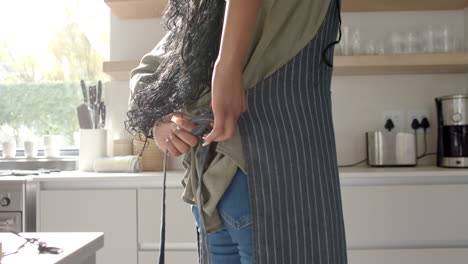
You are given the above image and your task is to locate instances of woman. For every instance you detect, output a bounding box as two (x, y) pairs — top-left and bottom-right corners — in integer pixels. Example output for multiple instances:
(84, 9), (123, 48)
(126, 0), (347, 263)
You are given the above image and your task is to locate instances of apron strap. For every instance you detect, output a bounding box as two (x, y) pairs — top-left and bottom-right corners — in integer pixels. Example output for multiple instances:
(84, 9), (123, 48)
(158, 110), (216, 264)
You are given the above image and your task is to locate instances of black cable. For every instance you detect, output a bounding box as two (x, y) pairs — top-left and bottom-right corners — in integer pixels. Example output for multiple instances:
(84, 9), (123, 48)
(138, 136), (150, 158)
(417, 130), (428, 159)
(417, 152), (436, 160)
(2, 238), (30, 257)
(338, 158), (367, 167)
(1, 229), (63, 257)
(423, 131), (427, 155)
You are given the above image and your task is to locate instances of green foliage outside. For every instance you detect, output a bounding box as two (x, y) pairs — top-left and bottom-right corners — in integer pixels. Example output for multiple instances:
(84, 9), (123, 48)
(0, 82), (82, 147)
(0, 0), (110, 149)
(0, 21), (108, 83)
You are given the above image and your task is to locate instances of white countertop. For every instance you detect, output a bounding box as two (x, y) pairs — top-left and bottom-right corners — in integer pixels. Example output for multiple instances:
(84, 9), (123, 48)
(1, 166), (468, 187)
(339, 166), (468, 177)
(31, 166), (468, 180)
(338, 166), (468, 186)
(0, 232), (103, 264)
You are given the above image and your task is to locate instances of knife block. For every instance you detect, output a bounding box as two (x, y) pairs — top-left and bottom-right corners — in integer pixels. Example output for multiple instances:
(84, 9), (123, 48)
(132, 134), (164, 171)
(79, 129), (107, 171)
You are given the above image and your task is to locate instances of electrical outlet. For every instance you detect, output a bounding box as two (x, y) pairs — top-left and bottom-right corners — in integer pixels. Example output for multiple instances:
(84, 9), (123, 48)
(383, 110), (404, 132)
(407, 109), (431, 133)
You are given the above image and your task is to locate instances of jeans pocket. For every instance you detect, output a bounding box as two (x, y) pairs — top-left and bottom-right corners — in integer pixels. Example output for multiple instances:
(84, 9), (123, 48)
(219, 208), (253, 230)
(217, 167), (253, 230)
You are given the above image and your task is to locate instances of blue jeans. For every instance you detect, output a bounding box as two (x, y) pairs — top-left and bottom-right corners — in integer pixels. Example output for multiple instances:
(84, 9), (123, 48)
(191, 167), (253, 264)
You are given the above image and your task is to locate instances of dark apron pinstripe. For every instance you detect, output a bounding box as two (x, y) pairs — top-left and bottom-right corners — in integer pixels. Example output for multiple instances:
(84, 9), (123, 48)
(237, 0), (348, 263)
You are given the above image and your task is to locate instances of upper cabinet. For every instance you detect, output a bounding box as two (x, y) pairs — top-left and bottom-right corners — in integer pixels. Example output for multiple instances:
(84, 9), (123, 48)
(105, 0), (468, 20)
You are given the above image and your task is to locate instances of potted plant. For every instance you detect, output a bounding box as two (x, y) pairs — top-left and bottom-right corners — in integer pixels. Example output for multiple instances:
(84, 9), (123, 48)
(42, 125), (63, 158)
(0, 124), (17, 159)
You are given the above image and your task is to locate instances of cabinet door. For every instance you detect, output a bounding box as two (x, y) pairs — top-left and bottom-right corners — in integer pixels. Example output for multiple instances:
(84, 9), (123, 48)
(139, 251), (197, 264)
(39, 189), (137, 264)
(341, 185), (468, 241)
(348, 248), (468, 264)
(341, 184), (468, 264)
(138, 188), (197, 245)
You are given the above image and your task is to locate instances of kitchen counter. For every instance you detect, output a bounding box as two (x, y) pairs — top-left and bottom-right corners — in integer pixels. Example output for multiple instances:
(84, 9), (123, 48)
(339, 166), (468, 177)
(12, 167), (468, 264)
(339, 166), (468, 186)
(1, 166), (468, 188)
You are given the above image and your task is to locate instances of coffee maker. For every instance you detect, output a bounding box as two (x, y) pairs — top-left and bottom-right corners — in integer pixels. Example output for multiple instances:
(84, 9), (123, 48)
(435, 94), (468, 168)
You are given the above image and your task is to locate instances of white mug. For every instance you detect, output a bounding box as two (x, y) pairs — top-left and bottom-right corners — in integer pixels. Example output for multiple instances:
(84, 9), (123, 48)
(43, 135), (63, 158)
(24, 141), (38, 158)
(79, 129), (107, 171)
(2, 140), (16, 159)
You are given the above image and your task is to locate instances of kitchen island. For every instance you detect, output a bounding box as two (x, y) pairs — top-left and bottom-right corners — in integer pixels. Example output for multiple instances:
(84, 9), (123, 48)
(0, 232), (103, 264)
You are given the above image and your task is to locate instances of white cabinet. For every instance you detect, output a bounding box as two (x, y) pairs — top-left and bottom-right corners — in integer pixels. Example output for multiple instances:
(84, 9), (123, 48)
(39, 189), (138, 264)
(138, 188), (198, 263)
(138, 188), (197, 243)
(138, 251), (197, 264)
(33, 169), (468, 264)
(341, 184), (468, 264)
(341, 184), (468, 241)
(348, 248), (468, 264)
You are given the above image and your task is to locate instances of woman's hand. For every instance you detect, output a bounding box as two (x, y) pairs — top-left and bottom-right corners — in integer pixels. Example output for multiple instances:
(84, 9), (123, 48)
(201, 0), (262, 146)
(202, 64), (247, 146)
(152, 113), (200, 157)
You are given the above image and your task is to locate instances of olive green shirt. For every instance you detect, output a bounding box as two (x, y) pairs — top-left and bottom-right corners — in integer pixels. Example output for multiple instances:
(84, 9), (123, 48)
(129, 0), (331, 233)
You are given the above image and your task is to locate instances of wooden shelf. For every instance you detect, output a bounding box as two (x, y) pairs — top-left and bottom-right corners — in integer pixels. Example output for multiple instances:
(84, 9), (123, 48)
(342, 0), (468, 12)
(103, 54), (468, 80)
(105, 0), (468, 19)
(103, 60), (139, 81)
(333, 53), (468, 75)
(105, 0), (166, 19)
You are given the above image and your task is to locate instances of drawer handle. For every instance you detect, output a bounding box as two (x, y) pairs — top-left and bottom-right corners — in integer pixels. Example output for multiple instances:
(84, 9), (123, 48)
(139, 242), (197, 251)
(0, 218), (14, 226)
(347, 240), (468, 250)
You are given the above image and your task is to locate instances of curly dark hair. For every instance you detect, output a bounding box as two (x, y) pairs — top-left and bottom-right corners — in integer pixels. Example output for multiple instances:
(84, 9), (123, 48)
(125, 0), (226, 139)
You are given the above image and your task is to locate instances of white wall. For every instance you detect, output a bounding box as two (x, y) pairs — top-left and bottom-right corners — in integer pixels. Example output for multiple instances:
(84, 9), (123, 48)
(333, 10), (467, 166)
(107, 14), (183, 168)
(107, 15), (167, 142)
(108, 9), (467, 168)
(332, 74), (468, 166)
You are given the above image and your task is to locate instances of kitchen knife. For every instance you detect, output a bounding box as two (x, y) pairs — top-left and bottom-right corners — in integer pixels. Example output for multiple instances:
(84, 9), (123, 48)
(95, 82), (103, 129)
(100, 102), (106, 128)
(80, 80), (88, 105)
(97, 80), (102, 104)
(89, 85), (96, 107)
(77, 80), (94, 129)
(95, 101), (101, 129)
(89, 85), (96, 128)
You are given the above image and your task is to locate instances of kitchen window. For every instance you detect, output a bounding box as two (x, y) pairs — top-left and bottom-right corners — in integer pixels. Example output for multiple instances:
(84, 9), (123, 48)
(0, 0), (109, 153)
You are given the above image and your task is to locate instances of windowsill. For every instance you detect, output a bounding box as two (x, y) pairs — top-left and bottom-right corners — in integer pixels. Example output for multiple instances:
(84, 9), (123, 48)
(0, 148), (79, 157)
(0, 156), (77, 161)
(0, 156), (78, 171)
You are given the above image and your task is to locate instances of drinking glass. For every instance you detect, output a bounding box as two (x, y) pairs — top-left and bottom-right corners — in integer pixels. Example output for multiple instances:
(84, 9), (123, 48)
(350, 28), (361, 55)
(390, 32), (404, 54)
(422, 25), (435, 53)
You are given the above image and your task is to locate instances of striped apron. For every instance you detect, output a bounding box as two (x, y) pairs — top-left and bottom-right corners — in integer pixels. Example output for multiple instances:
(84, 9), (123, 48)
(236, 0), (348, 263)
